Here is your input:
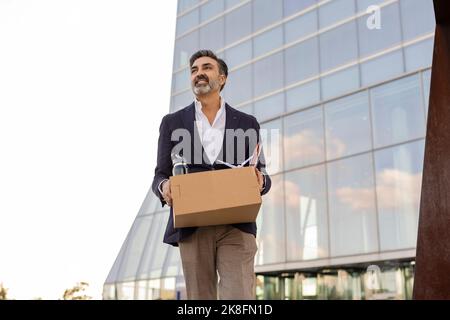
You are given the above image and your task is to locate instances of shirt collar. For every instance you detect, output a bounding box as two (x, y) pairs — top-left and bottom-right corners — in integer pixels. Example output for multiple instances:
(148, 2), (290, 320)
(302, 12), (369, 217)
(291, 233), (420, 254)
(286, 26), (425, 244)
(194, 95), (226, 116)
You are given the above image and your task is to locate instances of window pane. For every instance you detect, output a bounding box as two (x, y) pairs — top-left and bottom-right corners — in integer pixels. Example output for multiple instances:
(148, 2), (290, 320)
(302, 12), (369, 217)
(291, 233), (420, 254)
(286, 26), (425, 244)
(371, 74), (426, 148)
(253, 0), (283, 31)
(284, 9), (317, 44)
(357, 3), (402, 57)
(254, 93), (284, 123)
(284, 0), (316, 17)
(356, 0), (385, 13)
(174, 31), (199, 70)
(256, 174), (286, 265)
(178, 0), (200, 14)
(174, 67), (190, 93)
(361, 50), (404, 87)
(254, 26), (283, 57)
(225, 40), (252, 69)
(284, 107), (324, 170)
(200, 0), (224, 22)
(286, 80), (320, 112)
(254, 52), (284, 97)
(225, 0), (244, 9)
(375, 140), (425, 251)
(325, 91), (371, 160)
(321, 66), (359, 100)
(118, 217), (153, 280)
(200, 17), (224, 52)
(260, 119), (283, 175)
(172, 90), (192, 111)
(422, 69), (431, 117)
(320, 21), (358, 71)
(137, 213), (168, 279)
(236, 103), (253, 116)
(404, 38), (434, 72)
(319, 0), (355, 29)
(225, 3), (251, 45)
(285, 165), (328, 261)
(224, 64), (252, 105)
(176, 9), (199, 36)
(401, 0), (436, 41)
(327, 153), (378, 256)
(285, 37), (319, 86)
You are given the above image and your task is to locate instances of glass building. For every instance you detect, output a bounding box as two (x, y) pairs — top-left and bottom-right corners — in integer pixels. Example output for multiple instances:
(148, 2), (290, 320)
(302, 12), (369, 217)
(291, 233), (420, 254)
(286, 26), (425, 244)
(104, 0), (435, 300)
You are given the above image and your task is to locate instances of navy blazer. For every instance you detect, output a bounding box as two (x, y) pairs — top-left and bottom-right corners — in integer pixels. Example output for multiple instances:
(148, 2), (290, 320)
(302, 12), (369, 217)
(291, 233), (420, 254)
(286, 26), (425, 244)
(152, 102), (272, 246)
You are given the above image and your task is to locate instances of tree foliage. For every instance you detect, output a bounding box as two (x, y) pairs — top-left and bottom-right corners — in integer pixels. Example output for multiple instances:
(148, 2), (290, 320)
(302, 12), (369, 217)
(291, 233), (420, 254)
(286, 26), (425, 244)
(62, 282), (92, 300)
(0, 283), (8, 300)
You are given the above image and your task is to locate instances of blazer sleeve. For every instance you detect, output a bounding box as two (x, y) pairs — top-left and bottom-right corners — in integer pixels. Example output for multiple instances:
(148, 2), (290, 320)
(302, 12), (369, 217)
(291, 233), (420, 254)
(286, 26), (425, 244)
(253, 117), (272, 196)
(152, 114), (173, 207)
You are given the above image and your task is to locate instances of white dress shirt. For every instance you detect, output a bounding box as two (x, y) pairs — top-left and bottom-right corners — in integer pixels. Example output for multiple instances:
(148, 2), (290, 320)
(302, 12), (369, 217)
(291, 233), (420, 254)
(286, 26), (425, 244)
(194, 96), (226, 165)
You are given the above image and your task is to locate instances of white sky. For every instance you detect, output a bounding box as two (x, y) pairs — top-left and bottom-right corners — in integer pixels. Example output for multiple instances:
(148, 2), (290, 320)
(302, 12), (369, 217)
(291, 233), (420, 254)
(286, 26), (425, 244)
(0, 0), (177, 299)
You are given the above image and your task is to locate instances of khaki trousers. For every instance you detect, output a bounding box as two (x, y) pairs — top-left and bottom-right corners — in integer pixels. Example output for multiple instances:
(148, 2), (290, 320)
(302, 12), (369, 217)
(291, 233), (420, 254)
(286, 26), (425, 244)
(178, 225), (258, 300)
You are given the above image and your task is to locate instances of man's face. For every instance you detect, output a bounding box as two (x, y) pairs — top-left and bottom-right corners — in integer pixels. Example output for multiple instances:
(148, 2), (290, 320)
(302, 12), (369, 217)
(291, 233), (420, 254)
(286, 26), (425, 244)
(190, 56), (226, 96)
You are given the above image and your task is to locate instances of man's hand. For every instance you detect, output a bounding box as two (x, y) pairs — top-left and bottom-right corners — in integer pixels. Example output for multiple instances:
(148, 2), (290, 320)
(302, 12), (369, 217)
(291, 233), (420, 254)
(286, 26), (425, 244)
(162, 180), (173, 206)
(254, 167), (264, 192)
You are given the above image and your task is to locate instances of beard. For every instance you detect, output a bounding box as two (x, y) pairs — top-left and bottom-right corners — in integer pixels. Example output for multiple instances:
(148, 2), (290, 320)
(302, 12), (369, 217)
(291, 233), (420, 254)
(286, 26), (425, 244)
(192, 78), (221, 96)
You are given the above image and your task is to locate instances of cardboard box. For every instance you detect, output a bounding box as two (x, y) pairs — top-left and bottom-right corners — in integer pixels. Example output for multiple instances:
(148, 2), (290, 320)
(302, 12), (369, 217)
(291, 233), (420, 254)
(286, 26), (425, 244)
(170, 166), (262, 228)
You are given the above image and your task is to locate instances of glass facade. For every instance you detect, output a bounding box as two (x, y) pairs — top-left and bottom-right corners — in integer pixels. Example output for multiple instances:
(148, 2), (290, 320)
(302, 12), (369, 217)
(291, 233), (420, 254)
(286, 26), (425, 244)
(104, 0), (435, 300)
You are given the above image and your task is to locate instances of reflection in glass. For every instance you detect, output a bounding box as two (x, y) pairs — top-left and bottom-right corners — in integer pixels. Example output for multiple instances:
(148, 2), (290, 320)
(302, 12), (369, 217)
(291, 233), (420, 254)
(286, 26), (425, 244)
(200, 17), (224, 52)
(321, 66), (359, 100)
(137, 213), (168, 279)
(253, 0), (283, 31)
(253, 52), (284, 97)
(225, 64), (252, 105)
(285, 37), (319, 86)
(260, 119), (283, 175)
(361, 50), (404, 87)
(404, 38), (434, 73)
(225, 40), (252, 69)
(200, 0), (223, 22)
(356, 0), (385, 13)
(174, 31), (199, 70)
(225, 3), (251, 45)
(117, 216), (153, 281)
(254, 93), (284, 123)
(421, 69), (431, 117)
(176, 9), (199, 36)
(285, 165), (328, 261)
(400, 0), (436, 41)
(254, 26), (283, 57)
(325, 91), (371, 160)
(256, 174), (286, 265)
(284, 9), (317, 44)
(357, 3), (402, 58)
(375, 140), (425, 251)
(286, 80), (320, 112)
(173, 90), (193, 111)
(320, 21), (358, 72)
(327, 153), (378, 256)
(174, 67), (190, 93)
(371, 74), (426, 148)
(319, 0), (355, 29)
(283, 0), (316, 18)
(284, 107), (324, 170)
(178, 0), (200, 14)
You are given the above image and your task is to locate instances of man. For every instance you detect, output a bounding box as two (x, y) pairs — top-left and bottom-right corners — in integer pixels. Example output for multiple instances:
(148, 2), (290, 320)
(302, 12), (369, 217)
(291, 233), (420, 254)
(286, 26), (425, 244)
(152, 50), (271, 300)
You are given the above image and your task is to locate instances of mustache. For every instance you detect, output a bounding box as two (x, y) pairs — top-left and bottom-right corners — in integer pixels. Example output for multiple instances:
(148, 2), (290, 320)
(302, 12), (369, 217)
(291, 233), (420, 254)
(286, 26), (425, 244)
(194, 75), (209, 85)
